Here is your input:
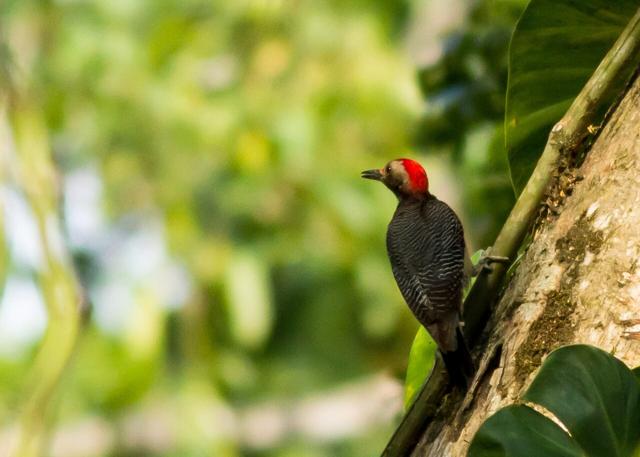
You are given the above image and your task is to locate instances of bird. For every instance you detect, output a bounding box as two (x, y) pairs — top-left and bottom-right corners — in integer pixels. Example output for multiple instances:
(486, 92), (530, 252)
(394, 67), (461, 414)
(361, 158), (502, 388)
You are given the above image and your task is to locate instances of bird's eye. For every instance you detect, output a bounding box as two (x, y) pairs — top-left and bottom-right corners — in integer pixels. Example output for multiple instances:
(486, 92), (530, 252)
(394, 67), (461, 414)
(385, 165), (391, 174)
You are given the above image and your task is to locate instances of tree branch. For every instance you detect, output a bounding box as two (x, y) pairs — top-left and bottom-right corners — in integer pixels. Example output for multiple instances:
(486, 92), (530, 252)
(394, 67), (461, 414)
(382, 6), (640, 456)
(2, 81), (85, 457)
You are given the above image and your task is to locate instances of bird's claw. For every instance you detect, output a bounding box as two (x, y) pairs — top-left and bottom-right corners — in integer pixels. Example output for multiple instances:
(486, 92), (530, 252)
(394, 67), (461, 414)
(472, 247), (510, 276)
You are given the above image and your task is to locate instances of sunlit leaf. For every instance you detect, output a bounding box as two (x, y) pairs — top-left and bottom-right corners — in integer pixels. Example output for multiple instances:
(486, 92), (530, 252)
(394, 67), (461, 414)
(466, 249), (484, 293)
(403, 326), (437, 409)
(223, 251), (273, 350)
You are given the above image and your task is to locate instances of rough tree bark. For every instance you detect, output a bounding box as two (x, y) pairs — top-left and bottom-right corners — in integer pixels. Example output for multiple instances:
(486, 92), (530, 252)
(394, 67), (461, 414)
(412, 73), (640, 456)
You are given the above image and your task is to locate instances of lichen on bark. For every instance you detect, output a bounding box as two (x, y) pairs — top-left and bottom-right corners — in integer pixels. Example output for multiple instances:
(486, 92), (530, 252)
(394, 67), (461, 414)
(514, 211), (605, 387)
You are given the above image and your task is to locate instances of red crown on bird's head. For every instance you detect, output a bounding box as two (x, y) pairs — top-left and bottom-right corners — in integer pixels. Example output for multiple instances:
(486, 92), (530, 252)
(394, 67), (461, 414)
(398, 158), (428, 193)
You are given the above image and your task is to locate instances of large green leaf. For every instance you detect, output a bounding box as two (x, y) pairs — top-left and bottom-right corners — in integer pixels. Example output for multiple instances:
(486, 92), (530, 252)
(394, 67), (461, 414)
(468, 405), (583, 457)
(524, 345), (640, 457)
(403, 326), (436, 409)
(469, 345), (640, 457)
(506, 0), (640, 192)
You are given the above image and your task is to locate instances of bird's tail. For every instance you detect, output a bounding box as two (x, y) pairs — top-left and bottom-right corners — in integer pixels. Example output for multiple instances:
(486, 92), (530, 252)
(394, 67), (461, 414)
(440, 327), (474, 390)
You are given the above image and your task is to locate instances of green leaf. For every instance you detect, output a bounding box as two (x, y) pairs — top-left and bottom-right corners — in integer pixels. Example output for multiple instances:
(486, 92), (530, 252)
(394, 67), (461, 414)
(524, 345), (640, 457)
(634, 366), (640, 383)
(470, 345), (640, 457)
(403, 326), (436, 409)
(468, 404), (583, 457)
(466, 249), (484, 294)
(506, 0), (640, 193)
(223, 251), (274, 350)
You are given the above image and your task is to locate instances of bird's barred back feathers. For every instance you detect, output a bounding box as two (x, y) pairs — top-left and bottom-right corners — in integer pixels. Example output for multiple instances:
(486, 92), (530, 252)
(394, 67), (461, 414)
(386, 196), (466, 329)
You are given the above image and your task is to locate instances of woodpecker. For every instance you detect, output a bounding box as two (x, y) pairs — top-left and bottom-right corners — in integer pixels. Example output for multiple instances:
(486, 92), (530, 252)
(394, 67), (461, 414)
(362, 158), (476, 387)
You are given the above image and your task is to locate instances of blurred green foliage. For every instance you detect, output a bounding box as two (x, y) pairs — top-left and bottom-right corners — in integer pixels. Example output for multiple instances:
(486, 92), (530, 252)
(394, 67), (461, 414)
(416, 0), (526, 245)
(0, 0), (524, 456)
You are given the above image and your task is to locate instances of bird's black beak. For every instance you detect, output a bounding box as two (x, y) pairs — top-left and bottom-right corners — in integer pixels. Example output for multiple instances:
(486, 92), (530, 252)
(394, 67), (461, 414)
(361, 168), (383, 181)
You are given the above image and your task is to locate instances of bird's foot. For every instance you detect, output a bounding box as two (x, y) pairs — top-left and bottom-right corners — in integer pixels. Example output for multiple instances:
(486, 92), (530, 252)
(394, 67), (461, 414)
(472, 247), (510, 277)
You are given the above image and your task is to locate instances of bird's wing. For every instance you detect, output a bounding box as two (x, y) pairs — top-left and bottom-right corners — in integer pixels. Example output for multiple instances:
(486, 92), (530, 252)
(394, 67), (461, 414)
(386, 199), (466, 325)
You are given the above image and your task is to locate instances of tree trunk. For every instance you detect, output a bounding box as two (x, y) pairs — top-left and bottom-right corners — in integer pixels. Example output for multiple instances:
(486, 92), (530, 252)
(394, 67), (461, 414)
(412, 73), (640, 456)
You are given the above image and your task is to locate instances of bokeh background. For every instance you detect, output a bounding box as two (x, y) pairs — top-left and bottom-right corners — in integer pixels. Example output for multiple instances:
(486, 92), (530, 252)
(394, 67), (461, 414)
(0, 0), (524, 456)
